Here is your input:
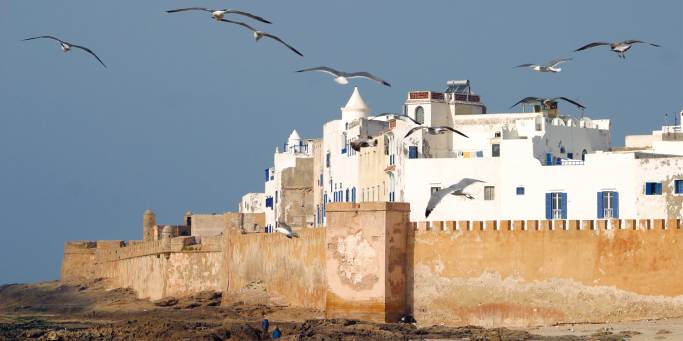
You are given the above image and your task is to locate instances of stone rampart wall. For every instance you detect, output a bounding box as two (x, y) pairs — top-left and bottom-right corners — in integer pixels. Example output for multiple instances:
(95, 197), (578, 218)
(409, 218), (683, 327)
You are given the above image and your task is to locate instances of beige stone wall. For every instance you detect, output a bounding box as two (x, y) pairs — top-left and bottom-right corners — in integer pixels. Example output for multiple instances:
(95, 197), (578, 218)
(225, 212), (265, 232)
(325, 202), (410, 322)
(61, 241), (98, 283)
(280, 157), (314, 227)
(191, 214), (227, 238)
(409, 220), (683, 327)
(224, 228), (326, 309)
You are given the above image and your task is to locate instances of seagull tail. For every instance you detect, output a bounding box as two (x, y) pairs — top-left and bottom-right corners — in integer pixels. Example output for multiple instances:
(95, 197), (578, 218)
(291, 231), (300, 238)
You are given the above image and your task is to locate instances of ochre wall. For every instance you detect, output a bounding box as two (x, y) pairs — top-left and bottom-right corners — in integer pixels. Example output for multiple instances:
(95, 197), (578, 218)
(223, 228), (326, 310)
(409, 221), (683, 327)
(61, 241), (97, 283)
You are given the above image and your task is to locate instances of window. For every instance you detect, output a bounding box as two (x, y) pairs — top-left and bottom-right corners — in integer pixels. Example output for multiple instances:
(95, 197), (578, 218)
(265, 196), (273, 209)
(516, 186), (525, 195)
(645, 182), (663, 195)
(494, 131), (501, 138)
(275, 191), (278, 204)
(341, 133), (347, 154)
(415, 106), (425, 124)
(545, 192), (567, 219)
(675, 180), (683, 194)
(492, 144), (500, 157)
(597, 191), (619, 218)
(326, 152), (331, 168)
(567, 152), (573, 159)
(484, 186), (495, 200)
(476, 151), (483, 158)
(546, 153), (553, 165)
(408, 146), (418, 159)
(581, 149), (587, 161)
(264, 168), (270, 181)
(319, 174), (323, 186)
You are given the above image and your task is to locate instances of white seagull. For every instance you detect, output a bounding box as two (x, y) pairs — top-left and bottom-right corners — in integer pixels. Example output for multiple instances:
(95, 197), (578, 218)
(295, 66), (391, 87)
(575, 40), (660, 59)
(369, 113), (421, 125)
(166, 7), (271, 24)
(23, 36), (106, 68)
(220, 19), (303, 57)
(510, 96), (585, 110)
(404, 126), (469, 139)
(425, 178), (484, 218)
(275, 224), (299, 239)
(515, 58), (571, 73)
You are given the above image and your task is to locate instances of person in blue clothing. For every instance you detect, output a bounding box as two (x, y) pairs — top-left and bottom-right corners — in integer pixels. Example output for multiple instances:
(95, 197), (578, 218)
(260, 318), (269, 340)
(272, 326), (282, 339)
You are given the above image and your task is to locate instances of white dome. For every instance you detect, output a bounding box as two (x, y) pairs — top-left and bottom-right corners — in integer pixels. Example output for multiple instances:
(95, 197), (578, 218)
(288, 129), (301, 142)
(341, 87), (369, 122)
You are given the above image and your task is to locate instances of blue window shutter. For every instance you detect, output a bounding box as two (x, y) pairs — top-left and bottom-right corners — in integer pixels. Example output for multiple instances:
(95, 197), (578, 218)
(656, 183), (662, 195)
(560, 192), (568, 219)
(546, 153), (552, 165)
(597, 192), (604, 218)
(345, 189), (349, 202)
(613, 191), (619, 218)
(265, 169), (269, 181)
(409, 146), (418, 159)
(545, 193), (552, 219)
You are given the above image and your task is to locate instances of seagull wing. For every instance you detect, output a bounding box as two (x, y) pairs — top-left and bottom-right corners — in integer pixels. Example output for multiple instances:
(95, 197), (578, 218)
(396, 114), (421, 125)
(547, 58), (571, 67)
(69, 44), (107, 68)
(575, 42), (610, 51)
(262, 33), (303, 57)
(295, 66), (342, 78)
(439, 126), (469, 139)
(220, 19), (257, 32)
(166, 7), (211, 13)
(403, 126), (424, 139)
(425, 187), (457, 218)
(515, 64), (537, 68)
(23, 35), (65, 44)
(450, 178), (484, 192)
(553, 97), (585, 109)
(224, 9), (272, 24)
(346, 72), (391, 87)
(510, 97), (542, 108)
(622, 39), (660, 47)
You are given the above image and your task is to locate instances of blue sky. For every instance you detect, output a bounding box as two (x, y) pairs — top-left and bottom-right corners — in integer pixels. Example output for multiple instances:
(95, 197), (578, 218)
(0, 0), (681, 284)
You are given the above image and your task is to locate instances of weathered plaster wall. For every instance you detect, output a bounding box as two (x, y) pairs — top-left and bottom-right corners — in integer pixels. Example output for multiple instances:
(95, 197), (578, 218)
(223, 228), (326, 310)
(280, 157), (314, 227)
(61, 241), (97, 283)
(409, 222), (683, 327)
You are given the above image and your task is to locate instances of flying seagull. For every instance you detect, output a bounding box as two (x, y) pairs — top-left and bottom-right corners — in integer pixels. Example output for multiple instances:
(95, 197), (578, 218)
(350, 137), (378, 152)
(515, 58), (571, 73)
(23, 36), (106, 68)
(425, 178), (484, 218)
(369, 113), (421, 125)
(510, 96), (585, 110)
(166, 7), (271, 24)
(575, 40), (659, 59)
(275, 223), (299, 239)
(220, 19), (303, 57)
(404, 126), (469, 139)
(295, 67), (391, 87)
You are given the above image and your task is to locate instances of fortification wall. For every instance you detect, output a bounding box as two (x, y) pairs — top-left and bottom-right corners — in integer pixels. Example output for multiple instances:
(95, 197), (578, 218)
(61, 241), (98, 283)
(409, 219), (683, 327)
(224, 228), (326, 310)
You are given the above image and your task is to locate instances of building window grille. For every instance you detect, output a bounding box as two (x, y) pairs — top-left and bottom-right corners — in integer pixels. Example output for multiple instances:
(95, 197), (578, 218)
(645, 182), (663, 195)
(484, 186), (495, 200)
(492, 144), (500, 157)
(415, 106), (425, 124)
(516, 186), (525, 195)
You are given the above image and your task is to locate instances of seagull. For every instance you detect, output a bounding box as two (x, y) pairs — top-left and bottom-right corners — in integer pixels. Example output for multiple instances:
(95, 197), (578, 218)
(22, 36), (106, 68)
(350, 137), (378, 152)
(575, 40), (660, 59)
(166, 7), (271, 24)
(369, 113), (421, 125)
(220, 19), (303, 57)
(295, 67), (391, 87)
(510, 97), (585, 110)
(404, 126), (469, 139)
(515, 58), (571, 73)
(425, 178), (484, 218)
(274, 223), (299, 239)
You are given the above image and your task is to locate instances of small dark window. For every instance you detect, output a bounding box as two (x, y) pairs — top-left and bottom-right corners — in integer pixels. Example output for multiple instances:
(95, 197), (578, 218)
(645, 182), (662, 195)
(408, 146), (418, 159)
(516, 187), (525, 195)
(415, 106), (425, 124)
(676, 180), (683, 194)
(494, 131), (501, 138)
(326, 152), (331, 168)
(492, 144), (500, 157)
(485, 186), (495, 200)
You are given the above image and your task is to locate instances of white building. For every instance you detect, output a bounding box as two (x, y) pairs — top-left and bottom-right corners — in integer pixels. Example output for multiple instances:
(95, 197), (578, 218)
(243, 82), (683, 227)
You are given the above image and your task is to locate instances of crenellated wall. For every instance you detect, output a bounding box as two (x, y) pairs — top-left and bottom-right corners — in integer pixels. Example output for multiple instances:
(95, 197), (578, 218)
(61, 204), (683, 327)
(409, 218), (683, 327)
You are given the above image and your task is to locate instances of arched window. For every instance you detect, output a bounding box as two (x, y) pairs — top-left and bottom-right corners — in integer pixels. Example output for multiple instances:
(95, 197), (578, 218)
(582, 149), (588, 161)
(415, 106), (425, 124)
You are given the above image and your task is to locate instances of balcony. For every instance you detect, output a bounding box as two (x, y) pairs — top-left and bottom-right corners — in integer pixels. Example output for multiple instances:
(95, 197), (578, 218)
(283, 143), (309, 154)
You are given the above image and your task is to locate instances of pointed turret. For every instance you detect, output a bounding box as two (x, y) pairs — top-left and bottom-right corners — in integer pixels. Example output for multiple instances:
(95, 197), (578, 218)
(341, 87), (370, 123)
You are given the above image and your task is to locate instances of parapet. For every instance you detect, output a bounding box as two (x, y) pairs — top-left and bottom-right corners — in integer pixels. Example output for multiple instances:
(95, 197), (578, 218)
(95, 240), (126, 249)
(326, 202), (411, 213)
(64, 240), (97, 250)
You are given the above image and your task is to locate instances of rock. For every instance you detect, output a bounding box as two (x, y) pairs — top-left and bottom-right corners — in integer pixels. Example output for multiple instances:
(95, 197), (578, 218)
(153, 297), (178, 307)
